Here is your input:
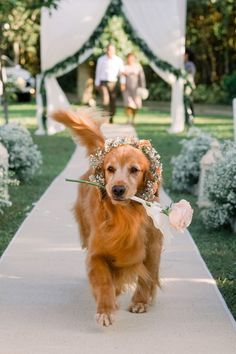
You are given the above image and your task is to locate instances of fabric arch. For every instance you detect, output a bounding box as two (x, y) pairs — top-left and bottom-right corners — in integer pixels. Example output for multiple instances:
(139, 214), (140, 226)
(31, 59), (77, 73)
(37, 0), (187, 134)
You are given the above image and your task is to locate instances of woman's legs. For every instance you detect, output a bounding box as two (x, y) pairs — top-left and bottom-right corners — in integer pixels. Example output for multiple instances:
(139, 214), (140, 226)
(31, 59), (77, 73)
(125, 107), (132, 123)
(131, 109), (137, 125)
(125, 107), (137, 124)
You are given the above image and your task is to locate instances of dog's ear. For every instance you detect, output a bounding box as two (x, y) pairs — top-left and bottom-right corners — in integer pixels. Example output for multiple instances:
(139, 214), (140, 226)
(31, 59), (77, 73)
(144, 167), (162, 182)
(143, 170), (154, 184)
(143, 170), (161, 197)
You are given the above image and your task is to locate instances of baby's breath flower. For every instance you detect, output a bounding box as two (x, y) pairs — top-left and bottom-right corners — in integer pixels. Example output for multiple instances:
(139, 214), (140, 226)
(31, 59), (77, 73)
(201, 143), (236, 229)
(0, 143), (12, 214)
(0, 123), (42, 182)
(172, 131), (213, 192)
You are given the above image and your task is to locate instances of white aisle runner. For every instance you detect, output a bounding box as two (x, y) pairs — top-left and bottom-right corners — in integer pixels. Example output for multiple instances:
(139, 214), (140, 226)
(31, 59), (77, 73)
(0, 124), (235, 354)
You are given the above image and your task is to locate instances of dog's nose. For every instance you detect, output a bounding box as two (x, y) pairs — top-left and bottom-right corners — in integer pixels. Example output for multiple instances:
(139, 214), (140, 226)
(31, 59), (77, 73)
(112, 185), (126, 198)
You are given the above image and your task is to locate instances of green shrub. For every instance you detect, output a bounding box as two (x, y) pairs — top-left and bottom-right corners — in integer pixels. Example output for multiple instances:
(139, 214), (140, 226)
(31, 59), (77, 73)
(171, 128), (213, 192)
(194, 73), (236, 104)
(194, 83), (228, 104)
(193, 84), (209, 103)
(0, 143), (11, 214)
(148, 81), (171, 101)
(201, 142), (236, 230)
(0, 123), (42, 182)
(223, 72), (236, 102)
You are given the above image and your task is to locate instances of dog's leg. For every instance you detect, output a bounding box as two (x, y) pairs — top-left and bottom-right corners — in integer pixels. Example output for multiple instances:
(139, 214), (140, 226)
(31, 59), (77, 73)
(129, 231), (162, 313)
(87, 255), (116, 326)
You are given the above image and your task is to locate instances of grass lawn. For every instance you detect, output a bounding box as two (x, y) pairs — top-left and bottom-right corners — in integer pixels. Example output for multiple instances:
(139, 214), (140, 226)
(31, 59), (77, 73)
(0, 102), (235, 319)
(127, 107), (236, 320)
(0, 103), (75, 255)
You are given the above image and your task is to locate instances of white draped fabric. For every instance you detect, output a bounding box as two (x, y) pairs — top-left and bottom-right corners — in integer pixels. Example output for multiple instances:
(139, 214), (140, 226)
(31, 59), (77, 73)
(122, 0), (185, 68)
(45, 77), (70, 135)
(41, 0), (110, 71)
(38, 0), (186, 134)
(38, 0), (110, 134)
(122, 0), (186, 132)
(36, 50), (93, 135)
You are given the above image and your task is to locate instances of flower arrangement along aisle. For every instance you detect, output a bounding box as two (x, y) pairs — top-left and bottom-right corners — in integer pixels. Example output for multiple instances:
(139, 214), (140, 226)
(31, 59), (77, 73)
(0, 143), (11, 214)
(0, 142), (19, 215)
(172, 128), (213, 193)
(0, 123), (42, 182)
(201, 142), (236, 230)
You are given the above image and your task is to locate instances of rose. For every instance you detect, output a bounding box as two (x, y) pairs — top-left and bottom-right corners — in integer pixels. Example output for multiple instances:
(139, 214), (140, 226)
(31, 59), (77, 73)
(139, 139), (152, 148)
(156, 166), (162, 176)
(168, 199), (193, 232)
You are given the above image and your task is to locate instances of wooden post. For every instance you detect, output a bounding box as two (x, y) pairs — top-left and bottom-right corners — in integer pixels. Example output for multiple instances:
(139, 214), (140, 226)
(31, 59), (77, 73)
(198, 140), (222, 208)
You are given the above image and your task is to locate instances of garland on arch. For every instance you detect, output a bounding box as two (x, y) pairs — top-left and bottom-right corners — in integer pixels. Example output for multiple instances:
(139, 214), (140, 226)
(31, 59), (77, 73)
(40, 0), (124, 92)
(120, 6), (189, 82)
(40, 0), (192, 100)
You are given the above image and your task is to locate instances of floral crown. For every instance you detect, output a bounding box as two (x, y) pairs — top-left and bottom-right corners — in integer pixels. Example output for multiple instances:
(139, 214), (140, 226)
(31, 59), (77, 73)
(89, 137), (162, 201)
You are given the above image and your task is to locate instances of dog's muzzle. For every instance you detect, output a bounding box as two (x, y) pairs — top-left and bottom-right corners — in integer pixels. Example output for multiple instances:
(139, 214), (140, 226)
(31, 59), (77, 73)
(112, 185), (126, 199)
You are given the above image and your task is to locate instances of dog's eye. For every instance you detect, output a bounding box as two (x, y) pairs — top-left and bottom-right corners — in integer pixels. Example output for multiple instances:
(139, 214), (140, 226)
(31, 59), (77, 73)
(107, 166), (115, 173)
(130, 166), (139, 174)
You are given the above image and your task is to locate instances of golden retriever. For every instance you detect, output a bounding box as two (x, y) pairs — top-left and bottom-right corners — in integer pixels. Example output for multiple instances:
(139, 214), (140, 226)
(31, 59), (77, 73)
(52, 110), (163, 327)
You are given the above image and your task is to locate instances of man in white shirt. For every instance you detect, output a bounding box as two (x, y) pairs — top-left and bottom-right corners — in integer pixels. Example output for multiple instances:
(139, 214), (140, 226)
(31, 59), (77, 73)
(95, 44), (124, 123)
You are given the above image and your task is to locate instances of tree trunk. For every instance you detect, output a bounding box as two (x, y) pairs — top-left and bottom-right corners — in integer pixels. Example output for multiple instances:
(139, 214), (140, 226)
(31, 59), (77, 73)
(224, 50), (229, 75)
(208, 49), (217, 82)
(0, 24), (9, 124)
(0, 65), (9, 124)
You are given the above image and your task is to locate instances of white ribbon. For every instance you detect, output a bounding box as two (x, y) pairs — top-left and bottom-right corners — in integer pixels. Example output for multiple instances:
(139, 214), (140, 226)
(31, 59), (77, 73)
(131, 196), (174, 247)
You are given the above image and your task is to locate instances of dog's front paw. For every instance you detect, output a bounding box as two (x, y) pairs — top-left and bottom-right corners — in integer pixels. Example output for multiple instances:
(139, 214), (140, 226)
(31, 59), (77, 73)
(128, 302), (148, 313)
(95, 313), (115, 327)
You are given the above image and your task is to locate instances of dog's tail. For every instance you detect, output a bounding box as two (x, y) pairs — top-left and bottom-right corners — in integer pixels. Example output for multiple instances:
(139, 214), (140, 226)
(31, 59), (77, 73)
(52, 109), (105, 154)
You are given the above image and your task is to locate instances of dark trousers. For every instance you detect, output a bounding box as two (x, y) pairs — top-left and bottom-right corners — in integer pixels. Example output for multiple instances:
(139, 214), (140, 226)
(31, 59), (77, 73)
(184, 94), (195, 126)
(100, 81), (117, 123)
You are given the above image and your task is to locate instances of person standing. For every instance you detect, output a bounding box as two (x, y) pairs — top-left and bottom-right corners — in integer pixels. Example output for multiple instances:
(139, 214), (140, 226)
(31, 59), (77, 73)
(95, 44), (124, 123)
(184, 48), (196, 126)
(121, 53), (146, 125)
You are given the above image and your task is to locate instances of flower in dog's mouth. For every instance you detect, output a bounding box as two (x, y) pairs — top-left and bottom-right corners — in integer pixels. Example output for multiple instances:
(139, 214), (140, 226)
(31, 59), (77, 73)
(168, 199), (193, 231)
(66, 179), (193, 233)
(89, 137), (162, 202)
(130, 196), (193, 233)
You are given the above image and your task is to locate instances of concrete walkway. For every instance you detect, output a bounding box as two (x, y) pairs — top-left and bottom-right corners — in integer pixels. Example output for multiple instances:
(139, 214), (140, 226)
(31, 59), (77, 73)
(0, 124), (235, 354)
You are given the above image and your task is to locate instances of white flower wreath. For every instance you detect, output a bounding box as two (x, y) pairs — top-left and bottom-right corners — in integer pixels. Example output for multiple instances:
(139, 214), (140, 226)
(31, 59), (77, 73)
(89, 137), (162, 201)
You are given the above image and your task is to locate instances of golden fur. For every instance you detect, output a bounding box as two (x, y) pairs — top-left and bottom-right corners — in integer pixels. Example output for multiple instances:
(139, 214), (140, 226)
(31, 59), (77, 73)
(52, 109), (163, 326)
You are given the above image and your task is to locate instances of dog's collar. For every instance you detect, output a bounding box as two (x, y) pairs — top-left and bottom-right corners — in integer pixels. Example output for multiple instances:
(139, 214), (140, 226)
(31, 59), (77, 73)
(89, 137), (162, 202)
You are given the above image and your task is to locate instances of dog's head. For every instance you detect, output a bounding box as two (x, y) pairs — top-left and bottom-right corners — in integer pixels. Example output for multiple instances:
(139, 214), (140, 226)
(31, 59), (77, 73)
(89, 138), (162, 204)
(103, 144), (153, 203)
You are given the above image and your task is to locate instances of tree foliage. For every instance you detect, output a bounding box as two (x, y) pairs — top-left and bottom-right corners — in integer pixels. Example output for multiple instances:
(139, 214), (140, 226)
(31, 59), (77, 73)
(93, 15), (147, 64)
(1, 0), (236, 87)
(186, 0), (236, 84)
(1, 5), (40, 75)
(0, 1), (59, 75)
